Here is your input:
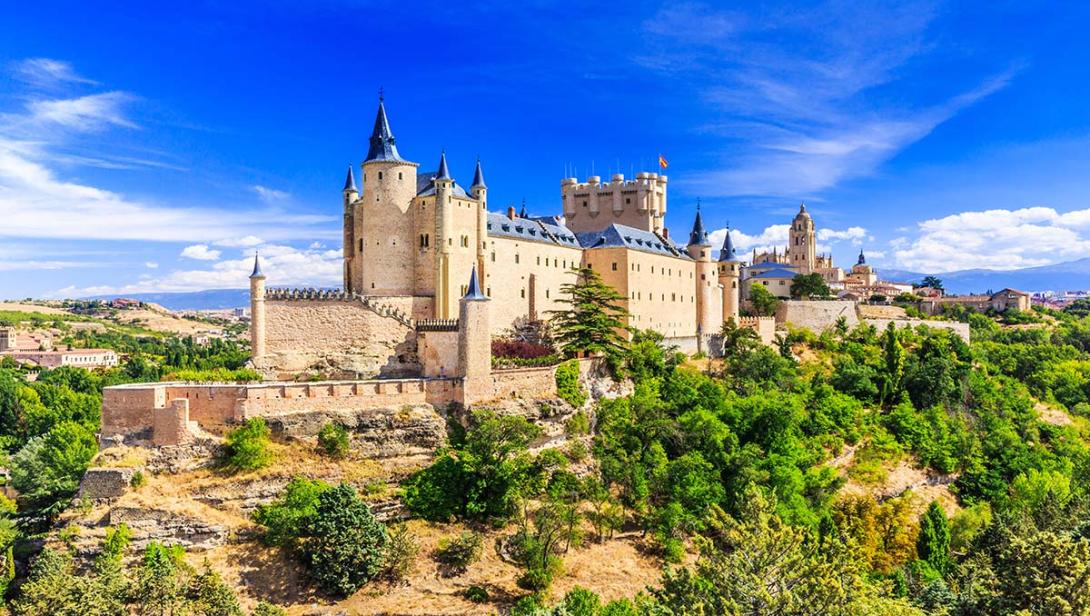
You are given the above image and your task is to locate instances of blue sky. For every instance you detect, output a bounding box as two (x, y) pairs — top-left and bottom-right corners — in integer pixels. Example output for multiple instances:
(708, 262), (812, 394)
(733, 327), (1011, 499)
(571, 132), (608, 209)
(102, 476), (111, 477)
(1, 1), (1089, 298)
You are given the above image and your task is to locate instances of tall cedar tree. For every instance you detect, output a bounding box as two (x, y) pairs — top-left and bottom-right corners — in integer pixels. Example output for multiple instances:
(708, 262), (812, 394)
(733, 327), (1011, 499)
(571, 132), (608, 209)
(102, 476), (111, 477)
(549, 267), (630, 361)
(917, 501), (951, 576)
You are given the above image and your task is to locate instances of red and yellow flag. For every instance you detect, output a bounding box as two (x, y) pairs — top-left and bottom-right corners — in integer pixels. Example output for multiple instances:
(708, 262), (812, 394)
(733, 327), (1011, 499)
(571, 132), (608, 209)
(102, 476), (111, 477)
(658, 154), (669, 169)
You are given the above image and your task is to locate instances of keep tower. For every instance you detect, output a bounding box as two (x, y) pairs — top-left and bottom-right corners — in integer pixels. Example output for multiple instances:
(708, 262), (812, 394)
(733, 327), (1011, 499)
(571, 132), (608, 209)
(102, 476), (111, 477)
(787, 203), (816, 274)
(347, 96), (419, 295)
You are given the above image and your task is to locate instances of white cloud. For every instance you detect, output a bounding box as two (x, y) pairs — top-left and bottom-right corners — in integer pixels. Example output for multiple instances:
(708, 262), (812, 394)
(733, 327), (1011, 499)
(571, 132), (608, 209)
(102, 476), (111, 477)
(145, 262), (159, 269)
(252, 185), (289, 201)
(12, 58), (97, 88)
(706, 223), (869, 257)
(26, 92), (138, 131)
(894, 206), (1090, 272)
(52, 243), (341, 296)
(214, 235), (265, 248)
(180, 244), (221, 261)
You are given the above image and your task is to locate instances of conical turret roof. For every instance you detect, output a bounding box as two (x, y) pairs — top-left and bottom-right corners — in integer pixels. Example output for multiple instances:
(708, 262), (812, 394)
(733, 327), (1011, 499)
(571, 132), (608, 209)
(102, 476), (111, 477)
(435, 151), (451, 181)
(471, 158), (486, 188)
(688, 204), (710, 247)
(718, 227), (741, 262)
(250, 253), (265, 279)
(364, 97), (403, 163)
(343, 165), (357, 192)
(464, 266), (487, 301)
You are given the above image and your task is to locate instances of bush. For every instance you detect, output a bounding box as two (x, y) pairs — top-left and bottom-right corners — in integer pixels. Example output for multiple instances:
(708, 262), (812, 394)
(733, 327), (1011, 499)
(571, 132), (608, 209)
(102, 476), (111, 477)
(555, 360), (587, 408)
(130, 470), (146, 488)
(317, 423), (350, 459)
(560, 586), (602, 615)
(253, 476), (330, 548)
(492, 339), (554, 360)
(302, 484), (388, 596)
(434, 531), (482, 575)
(564, 410), (591, 436)
(381, 523), (418, 582)
(252, 602), (287, 616)
(462, 585), (490, 603)
(224, 418), (273, 471)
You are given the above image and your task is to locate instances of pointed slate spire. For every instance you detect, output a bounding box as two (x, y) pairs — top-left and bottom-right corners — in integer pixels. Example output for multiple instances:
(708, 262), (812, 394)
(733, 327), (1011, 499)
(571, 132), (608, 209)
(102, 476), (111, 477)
(718, 226), (741, 262)
(471, 157), (486, 189)
(249, 253), (265, 279)
(364, 95), (403, 163)
(343, 165), (357, 192)
(519, 198), (528, 218)
(688, 201), (710, 246)
(435, 150), (451, 181)
(857, 249), (866, 265)
(464, 266), (487, 300)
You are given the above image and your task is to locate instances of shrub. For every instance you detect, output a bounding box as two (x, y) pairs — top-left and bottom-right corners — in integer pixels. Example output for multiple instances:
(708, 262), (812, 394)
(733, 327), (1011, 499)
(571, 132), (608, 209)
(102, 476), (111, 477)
(317, 423), (350, 459)
(492, 339), (554, 360)
(224, 418), (273, 471)
(434, 531), (482, 575)
(564, 410), (591, 436)
(253, 476), (330, 548)
(555, 360), (587, 408)
(252, 602), (287, 616)
(462, 585), (490, 603)
(560, 586), (602, 616)
(130, 470), (146, 488)
(302, 484), (388, 596)
(381, 523), (419, 582)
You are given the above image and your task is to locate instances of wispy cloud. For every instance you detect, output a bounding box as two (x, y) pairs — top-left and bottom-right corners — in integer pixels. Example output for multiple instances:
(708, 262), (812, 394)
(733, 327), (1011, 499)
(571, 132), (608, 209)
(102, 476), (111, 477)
(252, 185), (289, 201)
(639, 1), (1016, 198)
(12, 58), (98, 88)
(25, 92), (138, 131)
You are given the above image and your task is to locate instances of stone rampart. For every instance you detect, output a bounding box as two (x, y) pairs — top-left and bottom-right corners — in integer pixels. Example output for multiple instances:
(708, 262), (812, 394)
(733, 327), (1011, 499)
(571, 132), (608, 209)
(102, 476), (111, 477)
(261, 297), (419, 379)
(776, 300), (860, 333)
(100, 359), (604, 445)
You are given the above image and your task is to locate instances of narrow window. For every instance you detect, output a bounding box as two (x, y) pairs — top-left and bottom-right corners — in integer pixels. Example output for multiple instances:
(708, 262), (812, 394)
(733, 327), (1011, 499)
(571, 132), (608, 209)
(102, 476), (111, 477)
(611, 262), (618, 271)
(399, 172), (403, 180)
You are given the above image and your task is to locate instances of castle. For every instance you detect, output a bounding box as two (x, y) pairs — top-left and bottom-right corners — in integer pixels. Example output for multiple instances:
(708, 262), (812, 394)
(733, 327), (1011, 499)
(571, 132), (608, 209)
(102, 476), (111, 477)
(248, 98), (764, 380)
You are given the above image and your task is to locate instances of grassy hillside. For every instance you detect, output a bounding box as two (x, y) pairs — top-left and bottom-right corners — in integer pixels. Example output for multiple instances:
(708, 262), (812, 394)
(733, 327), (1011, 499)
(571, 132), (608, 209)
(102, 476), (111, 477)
(5, 305), (1090, 614)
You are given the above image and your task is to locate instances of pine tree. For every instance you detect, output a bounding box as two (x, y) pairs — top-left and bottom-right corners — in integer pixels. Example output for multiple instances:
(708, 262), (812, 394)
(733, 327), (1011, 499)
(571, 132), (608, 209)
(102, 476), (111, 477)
(548, 267), (630, 361)
(917, 501), (951, 576)
(881, 323), (905, 406)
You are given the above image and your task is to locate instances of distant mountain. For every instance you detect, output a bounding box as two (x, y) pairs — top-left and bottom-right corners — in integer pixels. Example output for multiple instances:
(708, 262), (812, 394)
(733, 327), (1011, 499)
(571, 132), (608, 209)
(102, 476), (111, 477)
(84, 289), (250, 311)
(880, 258), (1090, 295)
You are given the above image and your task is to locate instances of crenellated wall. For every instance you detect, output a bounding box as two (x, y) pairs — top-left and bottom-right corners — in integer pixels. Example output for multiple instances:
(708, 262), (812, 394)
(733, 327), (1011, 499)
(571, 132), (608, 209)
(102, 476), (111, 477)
(101, 359), (605, 446)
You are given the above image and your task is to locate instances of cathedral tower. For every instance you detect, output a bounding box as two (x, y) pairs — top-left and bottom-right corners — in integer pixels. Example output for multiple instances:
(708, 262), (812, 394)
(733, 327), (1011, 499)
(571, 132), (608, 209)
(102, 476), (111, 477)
(350, 96), (419, 295)
(787, 203), (816, 274)
(686, 205), (721, 337)
(717, 227), (742, 322)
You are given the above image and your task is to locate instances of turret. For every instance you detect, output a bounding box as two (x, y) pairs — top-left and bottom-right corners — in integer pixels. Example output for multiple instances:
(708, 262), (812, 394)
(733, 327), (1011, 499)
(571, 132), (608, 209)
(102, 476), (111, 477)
(249, 253), (267, 366)
(686, 204), (719, 341)
(457, 266), (491, 404)
(717, 227), (742, 322)
(343, 164), (358, 205)
(470, 157), (487, 203)
(354, 95), (419, 295)
(857, 249), (866, 265)
(470, 158), (488, 292)
(342, 165), (358, 289)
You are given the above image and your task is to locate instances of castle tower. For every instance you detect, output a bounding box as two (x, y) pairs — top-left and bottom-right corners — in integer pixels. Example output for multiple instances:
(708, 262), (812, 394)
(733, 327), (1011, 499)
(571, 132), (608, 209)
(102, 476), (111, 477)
(352, 95), (419, 295)
(685, 205), (720, 338)
(342, 165), (358, 290)
(788, 203), (817, 273)
(457, 267), (492, 404)
(561, 171), (667, 234)
(249, 253), (267, 364)
(470, 158), (488, 288)
(718, 227), (742, 322)
(433, 151), (456, 318)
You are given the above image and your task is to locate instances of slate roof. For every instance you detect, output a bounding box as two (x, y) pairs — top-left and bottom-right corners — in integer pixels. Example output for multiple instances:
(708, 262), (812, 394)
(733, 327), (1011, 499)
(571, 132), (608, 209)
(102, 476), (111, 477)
(485, 212), (580, 247)
(364, 100), (403, 163)
(416, 170), (469, 198)
(576, 224), (690, 259)
(750, 267), (798, 279)
(688, 209), (710, 247)
(718, 228), (741, 262)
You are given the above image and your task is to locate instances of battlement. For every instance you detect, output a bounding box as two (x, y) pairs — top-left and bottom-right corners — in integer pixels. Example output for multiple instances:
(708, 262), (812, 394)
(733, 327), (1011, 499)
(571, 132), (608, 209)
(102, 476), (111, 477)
(737, 315), (777, 345)
(561, 172), (668, 235)
(416, 318), (459, 332)
(264, 288), (414, 327)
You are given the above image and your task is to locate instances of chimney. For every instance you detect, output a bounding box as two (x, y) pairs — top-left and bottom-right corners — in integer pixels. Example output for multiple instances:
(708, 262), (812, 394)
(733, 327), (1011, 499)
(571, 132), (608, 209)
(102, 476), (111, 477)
(662, 228), (669, 239)
(507, 206), (516, 220)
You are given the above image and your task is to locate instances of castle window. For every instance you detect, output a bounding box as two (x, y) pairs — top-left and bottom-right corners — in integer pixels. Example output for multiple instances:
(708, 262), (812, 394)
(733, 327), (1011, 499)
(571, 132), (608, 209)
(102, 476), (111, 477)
(487, 287), (491, 296)
(378, 171), (383, 179)
(583, 200), (588, 207)
(520, 288), (526, 298)
(359, 239), (363, 251)
(625, 198), (631, 204)
(546, 290), (550, 299)
(537, 256), (541, 265)
(399, 172), (403, 180)
(491, 252), (496, 261)
(515, 254), (520, 264)
(671, 293), (676, 301)
(611, 262), (617, 271)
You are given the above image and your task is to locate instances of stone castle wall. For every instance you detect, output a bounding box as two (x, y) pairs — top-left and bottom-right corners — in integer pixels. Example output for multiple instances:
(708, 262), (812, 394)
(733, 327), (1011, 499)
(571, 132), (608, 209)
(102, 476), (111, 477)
(863, 318), (971, 342)
(776, 300), (860, 333)
(101, 359), (603, 446)
(260, 297), (419, 379)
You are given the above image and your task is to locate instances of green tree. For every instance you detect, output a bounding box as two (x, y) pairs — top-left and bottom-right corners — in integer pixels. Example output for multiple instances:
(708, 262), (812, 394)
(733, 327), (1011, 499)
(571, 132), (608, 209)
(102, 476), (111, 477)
(748, 284), (781, 316)
(252, 476), (331, 548)
(134, 542), (191, 616)
(303, 483), (388, 596)
(11, 549), (82, 616)
(224, 417), (273, 471)
(317, 422), (350, 459)
(12, 420), (97, 514)
(880, 323), (905, 406)
(549, 266), (630, 362)
(919, 276), (944, 292)
(191, 564), (244, 616)
(720, 317), (760, 356)
(917, 501), (951, 576)
(790, 273), (832, 300)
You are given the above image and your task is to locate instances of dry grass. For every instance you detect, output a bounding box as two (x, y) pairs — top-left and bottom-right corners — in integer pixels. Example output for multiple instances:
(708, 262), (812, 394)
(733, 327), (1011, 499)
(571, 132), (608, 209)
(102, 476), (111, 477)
(0, 301), (68, 315)
(1035, 401), (1074, 427)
